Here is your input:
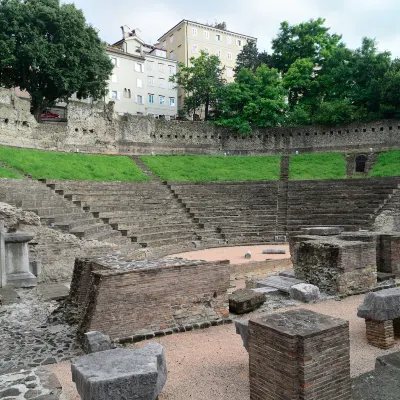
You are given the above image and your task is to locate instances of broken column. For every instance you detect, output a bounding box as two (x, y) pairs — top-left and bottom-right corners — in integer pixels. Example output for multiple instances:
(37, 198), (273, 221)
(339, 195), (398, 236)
(5, 232), (36, 288)
(249, 309), (351, 400)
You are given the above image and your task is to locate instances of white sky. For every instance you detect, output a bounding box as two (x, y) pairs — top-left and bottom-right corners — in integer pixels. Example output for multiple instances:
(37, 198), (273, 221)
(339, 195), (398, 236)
(65, 0), (400, 57)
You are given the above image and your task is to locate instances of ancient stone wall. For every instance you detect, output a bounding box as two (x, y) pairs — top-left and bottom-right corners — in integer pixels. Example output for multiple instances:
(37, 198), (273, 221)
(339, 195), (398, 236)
(1, 88), (400, 155)
(74, 256), (230, 340)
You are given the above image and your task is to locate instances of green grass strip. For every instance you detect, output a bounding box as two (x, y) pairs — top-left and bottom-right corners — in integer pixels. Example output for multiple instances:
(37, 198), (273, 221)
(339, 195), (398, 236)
(289, 152), (347, 180)
(141, 155), (281, 182)
(0, 146), (150, 181)
(369, 150), (400, 177)
(0, 164), (23, 179)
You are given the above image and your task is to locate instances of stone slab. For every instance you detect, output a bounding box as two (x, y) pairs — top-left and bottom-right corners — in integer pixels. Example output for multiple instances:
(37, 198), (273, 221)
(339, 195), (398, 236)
(71, 344), (167, 400)
(279, 268), (296, 278)
(4, 232), (34, 243)
(262, 249), (287, 255)
(252, 287), (280, 294)
(256, 275), (304, 293)
(38, 284), (70, 302)
(376, 351), (400, 370)
(357, 288), (400, 321)
(301, 226), (344, 236)
(377, 272), (396, 282)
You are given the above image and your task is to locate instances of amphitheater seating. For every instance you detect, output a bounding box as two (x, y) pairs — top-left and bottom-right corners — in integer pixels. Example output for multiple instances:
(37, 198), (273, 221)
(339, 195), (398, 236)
(44, 180), (224, 254)
(169, 181), (280, 244)
(286, 178), (400, 234)
(0, 178), (131, 245)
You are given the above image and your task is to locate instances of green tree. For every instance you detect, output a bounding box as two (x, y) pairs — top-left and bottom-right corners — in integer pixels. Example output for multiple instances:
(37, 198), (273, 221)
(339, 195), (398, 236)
(381, 59), (400, 117)
(171, 50), (225, 121)
(0, 0), (113, 120)
(271, 18), (342, 74)
(215, 65), (287, 134)
(234, 40), (274, 74)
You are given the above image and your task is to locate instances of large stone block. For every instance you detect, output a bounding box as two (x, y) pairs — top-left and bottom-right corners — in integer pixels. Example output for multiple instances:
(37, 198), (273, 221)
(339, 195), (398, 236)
(71, 343), (167, 400)
(357, 288), (400, 321)
(229, 289), (266, 314)
(290, 283), (320, 303)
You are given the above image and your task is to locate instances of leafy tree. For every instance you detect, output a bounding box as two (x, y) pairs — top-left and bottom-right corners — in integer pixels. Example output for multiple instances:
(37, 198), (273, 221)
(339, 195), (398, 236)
(234, 40), (274, 74)
(271, 18), (342, 74)
(171, 50), (225, 121)
(381, 59), (400, 117)
(0, 0), (113, 120)
(215, 65), (288, 134)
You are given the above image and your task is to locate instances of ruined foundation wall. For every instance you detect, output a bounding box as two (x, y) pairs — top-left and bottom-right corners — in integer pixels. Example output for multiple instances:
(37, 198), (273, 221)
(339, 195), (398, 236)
(79, 260), (230, 340)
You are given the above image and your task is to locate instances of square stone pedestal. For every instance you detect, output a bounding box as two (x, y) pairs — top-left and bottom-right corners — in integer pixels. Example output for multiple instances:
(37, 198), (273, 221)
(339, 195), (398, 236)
(249, 309), (351, 400)
(365, 319), (395, 349)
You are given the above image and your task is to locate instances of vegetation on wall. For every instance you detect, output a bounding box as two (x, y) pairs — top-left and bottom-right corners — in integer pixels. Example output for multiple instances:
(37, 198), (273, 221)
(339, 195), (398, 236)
(0, 147), (150, 181)
(0, 0), (113, 121)
(141, 155), (281, 182)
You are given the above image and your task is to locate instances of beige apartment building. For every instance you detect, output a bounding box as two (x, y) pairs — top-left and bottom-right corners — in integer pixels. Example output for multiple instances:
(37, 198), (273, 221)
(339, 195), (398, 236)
(158, 20), (257, 109)
(107, 27), (178, 118)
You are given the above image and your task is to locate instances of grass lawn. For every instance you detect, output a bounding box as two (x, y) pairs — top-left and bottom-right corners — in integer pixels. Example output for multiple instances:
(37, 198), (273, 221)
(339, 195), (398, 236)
(289, 152), (347, 180)
(369, 150), (400, 177)
(141, 155), (281, 181)
(0, 165), (23, 179)
(0, 147), (150, 181)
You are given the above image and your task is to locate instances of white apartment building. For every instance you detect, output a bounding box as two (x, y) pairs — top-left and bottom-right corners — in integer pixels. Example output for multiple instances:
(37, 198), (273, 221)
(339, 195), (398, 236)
(107, 27), (178, 119)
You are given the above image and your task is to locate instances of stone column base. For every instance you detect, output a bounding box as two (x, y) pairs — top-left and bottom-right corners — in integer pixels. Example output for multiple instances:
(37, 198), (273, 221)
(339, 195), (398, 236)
(6, 271), (37, 288)
(365, 319), (394, 349)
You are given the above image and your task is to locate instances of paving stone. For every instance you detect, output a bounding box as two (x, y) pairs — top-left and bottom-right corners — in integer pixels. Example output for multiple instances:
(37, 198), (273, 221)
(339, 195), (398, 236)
(229, 289), (266, 314)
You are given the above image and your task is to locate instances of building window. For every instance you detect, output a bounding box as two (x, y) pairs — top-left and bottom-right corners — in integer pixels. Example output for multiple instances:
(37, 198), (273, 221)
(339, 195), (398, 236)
(215, 34), (221, 41)
(159, 78), (165, 88)
(123, 88), (128, 98)
(111, 74), (117, 83)
(136, 95), (143, 104)
(236, 39), (242, 46)
(216, 50), (221, 57)
(170, 35), (174, 44)
(192, 45), (198, 53)
(128, 89), (131, 98)
(204, 31), (210, 39)
(159, 63), (164, 72)
(169, 97), (175, 107)
(168, 65), (175, 74)
(170, 51), (174, 60)
(192, 27), (198, 36)
(111, 57), (119, 67)
(110, 90), (119, 100)
(148, 94), (154, 104)
(227, 68), (233, 78)
(204, 47), (210, 54)
(226, 36), (232, 44)
(168, 81), (174, 90)
(135, 63), (144, 72)
(147, 61), (154, 71)
(227, 52), (233, 61)
(148, 76), (155, 87)
(159, 95), (165, 105)
(137, 78), (143, 88)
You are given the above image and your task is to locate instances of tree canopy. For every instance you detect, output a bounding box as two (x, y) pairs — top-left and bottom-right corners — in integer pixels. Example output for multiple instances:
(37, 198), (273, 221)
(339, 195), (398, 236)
(0, 0), (113, 120)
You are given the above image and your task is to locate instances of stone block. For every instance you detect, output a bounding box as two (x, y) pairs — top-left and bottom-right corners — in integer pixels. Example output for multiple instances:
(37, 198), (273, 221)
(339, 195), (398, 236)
(229, 289), (266, 314)
(262, 248), (286, 255)
(71, 343), (167, 400)
(245, 251), (251, 259)
(235, 319), (249, 351)
(84, 331), (111, 354)
(301, 226), (344, 236)
(290, 283), (320, 303)
(357, 288), (400, 321)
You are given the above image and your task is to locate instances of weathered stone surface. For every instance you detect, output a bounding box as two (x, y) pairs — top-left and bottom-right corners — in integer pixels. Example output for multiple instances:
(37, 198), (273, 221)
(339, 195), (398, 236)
(301, 226), (344, 236)
(262, 249), (286, 255)
(290, 283), (320, 303)
(235, 320), (249, 351)
(229, 289), (266, 314)
(4, 232), (35, 243)
(376, 351), (400, 370)
(245, 251), (251, 259)
(357, 288), (400, 321)
(256, 276), (304, 293)
(71, 344), (167, 400)
(84, 331), (111, 354)
(279, 268), (296, 278)
(251, 287), (279, 294)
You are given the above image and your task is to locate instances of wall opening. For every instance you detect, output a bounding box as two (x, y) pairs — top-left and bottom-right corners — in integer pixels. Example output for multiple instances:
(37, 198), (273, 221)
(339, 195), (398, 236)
(355, 154), (368, 173)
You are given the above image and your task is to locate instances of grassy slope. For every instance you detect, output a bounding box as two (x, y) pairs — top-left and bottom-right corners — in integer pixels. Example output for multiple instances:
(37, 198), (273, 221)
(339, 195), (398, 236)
(141, 155), (281, 182)
(289, 152), (347, 180)
(0, 165), (23, 179)
(369, 150), (400, 177)
(0, 146), (150, 181)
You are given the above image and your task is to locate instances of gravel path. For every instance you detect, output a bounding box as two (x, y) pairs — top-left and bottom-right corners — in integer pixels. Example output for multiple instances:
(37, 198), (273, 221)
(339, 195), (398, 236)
(50, 294), (400, 400)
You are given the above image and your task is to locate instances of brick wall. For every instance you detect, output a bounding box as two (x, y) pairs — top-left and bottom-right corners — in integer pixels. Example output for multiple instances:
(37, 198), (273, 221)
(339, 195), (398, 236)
(75, 258), (231, 340)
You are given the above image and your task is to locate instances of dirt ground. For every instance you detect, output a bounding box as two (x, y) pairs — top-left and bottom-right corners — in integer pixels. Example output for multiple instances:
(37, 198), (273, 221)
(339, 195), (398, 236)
(168, 244), (290, 264)
(51, 294), (400, 400)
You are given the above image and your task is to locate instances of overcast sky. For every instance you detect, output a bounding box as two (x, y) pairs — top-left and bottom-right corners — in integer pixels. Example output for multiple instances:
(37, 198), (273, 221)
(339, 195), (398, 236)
(66, 0), (400, 57)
